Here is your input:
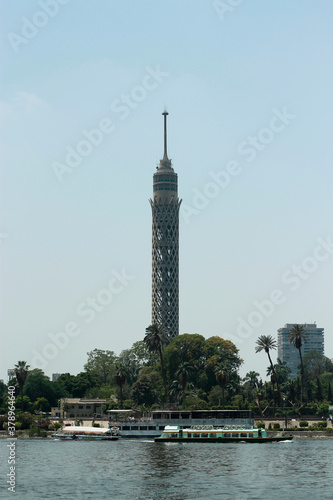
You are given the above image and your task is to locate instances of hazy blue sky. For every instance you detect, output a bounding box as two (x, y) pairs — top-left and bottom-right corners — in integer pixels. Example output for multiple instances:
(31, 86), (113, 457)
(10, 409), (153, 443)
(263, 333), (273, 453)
(1, 0), (332, 383)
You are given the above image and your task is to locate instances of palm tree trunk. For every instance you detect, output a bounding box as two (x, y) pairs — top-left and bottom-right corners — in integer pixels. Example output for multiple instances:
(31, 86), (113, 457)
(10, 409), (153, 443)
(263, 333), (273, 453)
(267, 351), (281, 406)
(298, 347), (304, 403)
(120, 384), (123, 408)
(158, 347), (168, 404)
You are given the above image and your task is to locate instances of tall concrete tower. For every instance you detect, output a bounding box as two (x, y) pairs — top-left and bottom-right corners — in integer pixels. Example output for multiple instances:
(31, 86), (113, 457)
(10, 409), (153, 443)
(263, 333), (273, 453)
(150, 111), (181, 337)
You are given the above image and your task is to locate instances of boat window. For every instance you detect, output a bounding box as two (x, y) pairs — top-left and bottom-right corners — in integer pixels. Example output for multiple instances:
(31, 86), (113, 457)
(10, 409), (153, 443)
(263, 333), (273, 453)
(122, 426), (130, 430)
(140, 426), (147, 431)
(193, 433), (201, 438)
(232, 433), (239, 438)
(240, 433), (248, 438)
(209, 433), (216, 438)
(159, 426), (165, 431)
(131, 426), (138, 430)
(148, 426), (156, 431)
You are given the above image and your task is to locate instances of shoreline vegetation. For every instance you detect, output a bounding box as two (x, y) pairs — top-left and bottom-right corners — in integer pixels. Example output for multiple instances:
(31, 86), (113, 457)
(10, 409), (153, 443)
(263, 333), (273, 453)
(1, 334), (332, 438)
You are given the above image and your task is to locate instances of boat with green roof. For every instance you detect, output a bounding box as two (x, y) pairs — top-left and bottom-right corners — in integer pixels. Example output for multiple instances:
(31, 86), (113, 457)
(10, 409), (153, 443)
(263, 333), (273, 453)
(155, 424), (293, 443)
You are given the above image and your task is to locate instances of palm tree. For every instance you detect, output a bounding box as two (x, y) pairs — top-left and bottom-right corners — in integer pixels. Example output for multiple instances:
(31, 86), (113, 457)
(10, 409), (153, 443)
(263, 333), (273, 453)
(214, 363), (230, 409)
(114, 364), (127, 408)
(243, 371), (260, 402)
(144, 324), (169, 402)
(289, 324), (307, 402)
(244, 371), (260, 389)
(174, 361), (194, 404)
(266, 365), (277, 412)
(274, 358), (291, 385)
(14, 361), (30, 412)
(255, 335), (281, 407)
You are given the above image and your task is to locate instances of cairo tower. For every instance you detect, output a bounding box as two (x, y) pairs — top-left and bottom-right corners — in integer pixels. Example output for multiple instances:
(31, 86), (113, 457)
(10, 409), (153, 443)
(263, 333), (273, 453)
(149, 111), (181, 337)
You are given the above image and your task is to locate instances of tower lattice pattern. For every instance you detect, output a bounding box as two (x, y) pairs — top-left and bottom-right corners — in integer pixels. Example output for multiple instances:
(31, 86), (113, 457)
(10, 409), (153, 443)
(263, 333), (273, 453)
(150, 198), (181, 336)
(149, 111), (181, 337)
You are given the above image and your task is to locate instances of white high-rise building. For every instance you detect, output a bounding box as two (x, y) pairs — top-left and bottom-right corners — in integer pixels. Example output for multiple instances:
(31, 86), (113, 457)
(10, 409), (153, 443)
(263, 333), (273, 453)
(277, 323), (324, 378)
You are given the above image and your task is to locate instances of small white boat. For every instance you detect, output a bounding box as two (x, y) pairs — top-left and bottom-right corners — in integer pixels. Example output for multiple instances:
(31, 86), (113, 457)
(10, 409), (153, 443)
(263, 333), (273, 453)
(53, 426), (120, 441)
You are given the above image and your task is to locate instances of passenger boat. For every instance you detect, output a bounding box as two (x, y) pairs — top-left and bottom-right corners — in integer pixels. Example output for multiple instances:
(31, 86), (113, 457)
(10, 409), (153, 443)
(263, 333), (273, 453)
(155, 425), (293, 443)
(53, 425), (120, 441)
(108, 409), (254, 438)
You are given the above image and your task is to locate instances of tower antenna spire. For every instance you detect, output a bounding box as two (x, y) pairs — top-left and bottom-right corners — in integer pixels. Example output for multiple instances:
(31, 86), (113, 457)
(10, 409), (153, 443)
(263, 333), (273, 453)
(162, 110), (169, 160)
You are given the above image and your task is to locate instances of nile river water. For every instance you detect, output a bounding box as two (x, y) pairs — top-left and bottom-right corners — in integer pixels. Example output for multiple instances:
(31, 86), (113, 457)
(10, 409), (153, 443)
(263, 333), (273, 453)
(0, 438), (332, 499)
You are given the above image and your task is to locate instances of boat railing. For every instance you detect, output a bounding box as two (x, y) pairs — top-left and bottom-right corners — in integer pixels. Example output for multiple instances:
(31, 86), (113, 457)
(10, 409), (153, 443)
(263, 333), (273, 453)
(189, 425), (214, 430)
(187, 424), (252, 431)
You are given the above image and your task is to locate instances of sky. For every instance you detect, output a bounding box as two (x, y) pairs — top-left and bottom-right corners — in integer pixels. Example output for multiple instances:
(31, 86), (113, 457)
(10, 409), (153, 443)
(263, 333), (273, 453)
(1, 0), (332, 384)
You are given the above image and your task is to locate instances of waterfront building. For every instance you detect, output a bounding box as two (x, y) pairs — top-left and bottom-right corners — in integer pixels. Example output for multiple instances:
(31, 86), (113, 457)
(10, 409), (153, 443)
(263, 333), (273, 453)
(277, 323), (324, 378)
(51, 398), (107, 419)
(52, 373), (61, 382)
(149, 112), (181, 337)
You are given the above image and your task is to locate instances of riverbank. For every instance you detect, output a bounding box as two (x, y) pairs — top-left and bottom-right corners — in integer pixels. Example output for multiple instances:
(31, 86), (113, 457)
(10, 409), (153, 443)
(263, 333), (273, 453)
(1, 430), (333, 439)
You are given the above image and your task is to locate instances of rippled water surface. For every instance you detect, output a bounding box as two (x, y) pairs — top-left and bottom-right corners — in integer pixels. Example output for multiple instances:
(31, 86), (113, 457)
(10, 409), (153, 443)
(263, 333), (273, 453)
(1, 438), (332, 499)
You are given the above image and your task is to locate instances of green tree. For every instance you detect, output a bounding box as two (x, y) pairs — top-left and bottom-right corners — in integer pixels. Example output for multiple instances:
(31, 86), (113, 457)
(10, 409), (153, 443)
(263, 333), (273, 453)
(0, 381), (7, 413)
(244, 371), (260, 389)
(144, 324), (170, 402)
(243, 371), (260, 402)
(214, 363), (230, 409)
(255, 335), (281, 407)
(289, 324), (307, 402)
(118, 341), (158, 383)
(53, 373), (76, 398)
(315, 377), (323, 401)
(15, 395), (33, 413)
(175, 361), (194, 392)
(34, 397), (50, 413)
(84, 349), (117, 384)
(114, 364), (127, 408)
(266, 365), (278, 411)
(328, 381), (332, 403)
(24, 369), (57, 406)
(62, 401), (72, 418)
(303, 351), (333, 381)
(203, 337), (242, 391)
(131, 367), (161, 406)
(14, 361), (30, 412)
(274, 358), (291, 384)
(173, 361), (194, 404)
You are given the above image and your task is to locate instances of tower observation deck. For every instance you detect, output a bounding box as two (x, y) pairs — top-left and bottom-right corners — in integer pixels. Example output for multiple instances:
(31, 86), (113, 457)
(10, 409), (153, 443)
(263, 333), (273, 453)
(149, 112), (181, 337)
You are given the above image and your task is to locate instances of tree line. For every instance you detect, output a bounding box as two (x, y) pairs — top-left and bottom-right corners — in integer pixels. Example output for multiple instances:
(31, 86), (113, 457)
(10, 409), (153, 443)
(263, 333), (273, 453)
(1, 324), (332, 428)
